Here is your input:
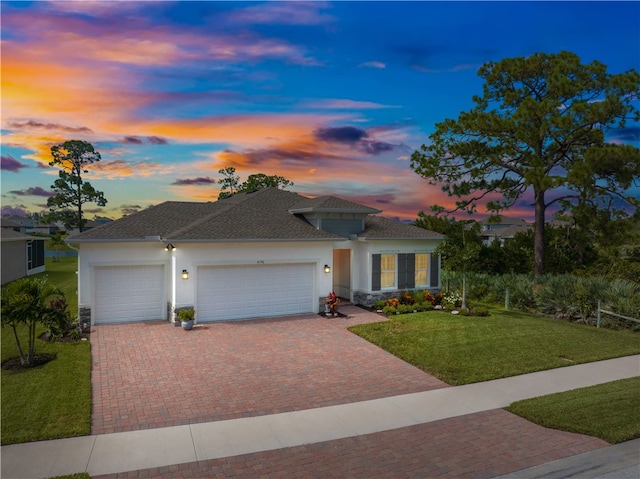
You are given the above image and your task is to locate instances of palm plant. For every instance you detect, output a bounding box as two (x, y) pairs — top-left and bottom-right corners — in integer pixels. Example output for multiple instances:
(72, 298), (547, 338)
(1, 278), (67, 366)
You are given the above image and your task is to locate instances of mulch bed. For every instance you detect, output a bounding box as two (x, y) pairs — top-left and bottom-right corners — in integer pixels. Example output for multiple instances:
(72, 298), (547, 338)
(2, 326), (91, 371)
(1, 353), (57, 370)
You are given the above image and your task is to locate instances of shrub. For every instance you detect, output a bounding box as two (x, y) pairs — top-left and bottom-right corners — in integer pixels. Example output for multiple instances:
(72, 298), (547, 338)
(386, 297), (399, 308)
(374, 300), (386, 310)
(398, 304), (414, 314)
(399, 290), (415, 305)
(382, 305), (397, 316)
(474, 306), (490, 317)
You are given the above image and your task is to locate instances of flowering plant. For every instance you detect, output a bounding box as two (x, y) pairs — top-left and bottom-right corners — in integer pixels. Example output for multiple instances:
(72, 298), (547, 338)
(326, 291), (340, 314)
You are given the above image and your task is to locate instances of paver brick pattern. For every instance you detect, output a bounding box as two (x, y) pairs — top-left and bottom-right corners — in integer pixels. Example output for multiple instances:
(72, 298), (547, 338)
(91, 307), (447, 434)
(92, 409), (609, 479)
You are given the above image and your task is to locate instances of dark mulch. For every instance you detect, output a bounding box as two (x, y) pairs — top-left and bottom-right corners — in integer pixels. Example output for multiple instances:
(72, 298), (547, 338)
(1, 353), (57, 370)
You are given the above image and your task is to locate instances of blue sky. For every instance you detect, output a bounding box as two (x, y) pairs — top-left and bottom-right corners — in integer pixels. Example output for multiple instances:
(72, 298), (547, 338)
(1, 1), (639, 222)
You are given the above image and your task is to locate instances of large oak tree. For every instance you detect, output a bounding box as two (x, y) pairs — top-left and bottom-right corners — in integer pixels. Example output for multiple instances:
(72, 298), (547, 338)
(47, 140), (107, 232)
(411, 51), (640, 275)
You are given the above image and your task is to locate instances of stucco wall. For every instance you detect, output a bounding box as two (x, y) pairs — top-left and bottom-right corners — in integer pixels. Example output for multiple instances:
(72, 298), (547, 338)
(350, 239), (441, 305)
(78, 240), (335, 317)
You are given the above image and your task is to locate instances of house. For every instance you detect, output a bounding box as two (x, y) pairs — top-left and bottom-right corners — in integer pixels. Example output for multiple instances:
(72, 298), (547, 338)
(1, 229), (47, 285)
(69, 188), (445, 325)
(479, 217), (531, 245)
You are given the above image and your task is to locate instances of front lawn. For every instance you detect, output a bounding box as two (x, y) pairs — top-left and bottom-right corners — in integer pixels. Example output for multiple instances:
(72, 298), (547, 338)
(1, 256), (91, 445)
(506, 377), (640, 444)
(349, 308), (640, 385)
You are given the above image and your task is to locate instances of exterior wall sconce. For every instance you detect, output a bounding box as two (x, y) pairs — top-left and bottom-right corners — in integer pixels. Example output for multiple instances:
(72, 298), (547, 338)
(182, 269), (189, 280)
(165, 243), (176, 252)
(324, 264), (331, 273)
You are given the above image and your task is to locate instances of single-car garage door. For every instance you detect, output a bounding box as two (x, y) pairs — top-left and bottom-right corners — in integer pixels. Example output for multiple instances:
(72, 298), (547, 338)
(94, 265), (165, 324)
(197, 263), (314, 321)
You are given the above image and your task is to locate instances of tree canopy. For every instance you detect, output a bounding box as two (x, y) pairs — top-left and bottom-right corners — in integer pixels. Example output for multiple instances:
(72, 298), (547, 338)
(47, 140), (107, 232)
(217, 167), (293, 199)
(411, 51), (640, 275)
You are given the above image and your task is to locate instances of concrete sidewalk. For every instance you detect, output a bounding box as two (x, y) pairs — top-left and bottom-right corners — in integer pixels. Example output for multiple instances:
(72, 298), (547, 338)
(2, 355), (638, 479)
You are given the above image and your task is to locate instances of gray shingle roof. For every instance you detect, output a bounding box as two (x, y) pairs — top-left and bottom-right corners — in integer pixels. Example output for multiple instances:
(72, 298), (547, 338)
(289, 195), (381, 214)
(70, 188), (443, 242)
(360, 216), (446, 240)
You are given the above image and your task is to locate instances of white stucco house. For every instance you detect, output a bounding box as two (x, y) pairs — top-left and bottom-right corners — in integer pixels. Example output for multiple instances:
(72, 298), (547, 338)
(69, 188), (445, 325)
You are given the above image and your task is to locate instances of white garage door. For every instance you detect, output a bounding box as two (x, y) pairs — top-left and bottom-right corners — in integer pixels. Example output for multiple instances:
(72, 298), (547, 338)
(94, 265), (164, 324)
(197, 263), (315, 321)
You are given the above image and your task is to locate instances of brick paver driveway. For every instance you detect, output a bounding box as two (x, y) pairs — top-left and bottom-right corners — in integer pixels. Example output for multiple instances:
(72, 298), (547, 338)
(91, 307), (447, 434)
(91, 305), (610, 479)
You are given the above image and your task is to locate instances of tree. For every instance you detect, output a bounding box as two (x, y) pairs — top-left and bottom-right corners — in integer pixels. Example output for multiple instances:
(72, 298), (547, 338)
(217, 167), (240, 199)
(1, 278), (67, 367)
(48, 231), (67, 262)
(47, 140), (107, 232)
(411, 51), (640, 275)
(217, 168), (294, 199)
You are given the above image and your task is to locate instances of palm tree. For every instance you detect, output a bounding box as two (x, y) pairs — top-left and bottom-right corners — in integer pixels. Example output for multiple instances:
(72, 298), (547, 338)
(1, 278), (66, 366)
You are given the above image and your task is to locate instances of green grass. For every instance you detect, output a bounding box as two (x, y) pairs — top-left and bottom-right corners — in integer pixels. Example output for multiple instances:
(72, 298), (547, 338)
(506, 377), (640, 444)
(1, 256), (91, 445)
(349, 309), (640, 385)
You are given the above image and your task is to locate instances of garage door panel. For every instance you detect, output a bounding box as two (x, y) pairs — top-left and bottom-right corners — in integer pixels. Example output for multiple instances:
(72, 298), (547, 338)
(94, 265), (164, 324)
(198, 263), (314, 321)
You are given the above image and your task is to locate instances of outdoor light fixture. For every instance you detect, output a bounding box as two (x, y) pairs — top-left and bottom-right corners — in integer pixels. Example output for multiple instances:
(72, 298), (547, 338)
(182, 269), (189, 280)
(164, 243), (175, 252)
(324, 264), (331, 273)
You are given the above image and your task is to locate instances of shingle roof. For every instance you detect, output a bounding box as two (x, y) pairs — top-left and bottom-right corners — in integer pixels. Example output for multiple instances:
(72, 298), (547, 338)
(360, 216), (446, 240)
(289, 195), (381, 214)
(70, 188), (443, 242)
(1, 229), (48, 242)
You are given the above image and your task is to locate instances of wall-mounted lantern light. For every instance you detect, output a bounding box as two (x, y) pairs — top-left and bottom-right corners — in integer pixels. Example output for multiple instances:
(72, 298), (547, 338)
(182, 269), (189, 280)
(324, 264), (331, 273)
(164, 243), (176, 252)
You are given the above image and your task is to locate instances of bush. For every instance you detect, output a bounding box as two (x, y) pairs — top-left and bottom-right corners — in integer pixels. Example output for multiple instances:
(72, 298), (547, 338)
(473, 306), (490, 317)
(382, 305), (397, 316)
(399, 291), (415, 305)
(374, 300), (386, 310)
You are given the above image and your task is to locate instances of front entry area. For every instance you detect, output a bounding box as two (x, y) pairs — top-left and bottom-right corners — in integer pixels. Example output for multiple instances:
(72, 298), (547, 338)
(196, 263), (315, 321)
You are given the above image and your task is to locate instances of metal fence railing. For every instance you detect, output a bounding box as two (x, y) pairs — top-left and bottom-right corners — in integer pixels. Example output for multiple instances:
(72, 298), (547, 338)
(597, 301), (640, 328)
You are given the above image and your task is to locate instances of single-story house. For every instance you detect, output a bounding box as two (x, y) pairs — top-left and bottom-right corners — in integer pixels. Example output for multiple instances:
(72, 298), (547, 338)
(69, 188), (445, 325)
(1, 229), (47, 285)
(479, 217), (531, 245)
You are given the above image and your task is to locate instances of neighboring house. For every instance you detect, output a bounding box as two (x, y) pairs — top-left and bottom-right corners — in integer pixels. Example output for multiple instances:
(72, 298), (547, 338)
(2, 216), (34, 233)
(27, 223), (60, 235)
(69, 188), (445, 325)
(67, 220), (100, 236)
(1, 229), (47, 285)
(479, 217), (531, 245)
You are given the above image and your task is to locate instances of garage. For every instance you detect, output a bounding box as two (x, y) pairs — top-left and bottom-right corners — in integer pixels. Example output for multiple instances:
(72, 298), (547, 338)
(94, 265), (165, 324)
(197, 263), (315, 321)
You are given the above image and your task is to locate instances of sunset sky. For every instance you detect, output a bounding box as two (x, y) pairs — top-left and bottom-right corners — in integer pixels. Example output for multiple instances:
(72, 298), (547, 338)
(2, 1), (639, 223)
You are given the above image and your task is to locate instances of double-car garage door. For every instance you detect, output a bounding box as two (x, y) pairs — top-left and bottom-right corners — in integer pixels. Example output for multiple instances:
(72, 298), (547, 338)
(197, 263), (315, 321)
(93, 263), (315, 324)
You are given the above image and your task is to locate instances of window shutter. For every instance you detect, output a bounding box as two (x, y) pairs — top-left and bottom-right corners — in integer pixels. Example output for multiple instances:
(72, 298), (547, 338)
(372, 254), (381, 291)
(430, 254), (440, 287)
(398, 253), (415, 290)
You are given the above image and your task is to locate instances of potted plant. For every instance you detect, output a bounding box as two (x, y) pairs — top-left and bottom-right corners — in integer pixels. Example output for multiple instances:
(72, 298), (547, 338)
(178, 308), (195, 330)
(325, 291), (340, 317)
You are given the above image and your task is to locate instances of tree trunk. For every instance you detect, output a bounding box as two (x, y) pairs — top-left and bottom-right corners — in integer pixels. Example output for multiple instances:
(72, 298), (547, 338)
(534, 189), (546, 276)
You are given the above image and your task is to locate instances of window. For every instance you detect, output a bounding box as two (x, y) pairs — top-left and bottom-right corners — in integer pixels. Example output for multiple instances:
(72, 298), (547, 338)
(415, 253), (429, 286)
(381, 254), (396, 289)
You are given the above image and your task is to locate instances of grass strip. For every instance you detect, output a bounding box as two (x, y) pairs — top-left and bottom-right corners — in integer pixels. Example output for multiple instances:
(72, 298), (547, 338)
(506, 377), (640, 444)
(1, 256), (90, 445)
(348, 309), (640, 385)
